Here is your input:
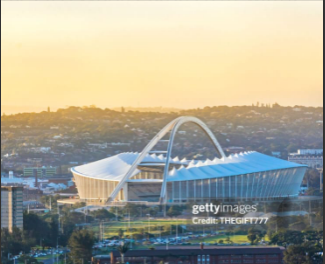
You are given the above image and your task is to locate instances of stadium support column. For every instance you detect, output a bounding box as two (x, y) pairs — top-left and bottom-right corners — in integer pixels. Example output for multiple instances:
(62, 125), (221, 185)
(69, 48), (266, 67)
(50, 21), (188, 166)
(319, 169), (323, 190)
(123, 183), (128, 201)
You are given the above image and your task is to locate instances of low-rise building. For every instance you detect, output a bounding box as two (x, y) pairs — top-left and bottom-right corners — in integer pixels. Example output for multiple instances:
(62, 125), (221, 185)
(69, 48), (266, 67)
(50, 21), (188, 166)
(93, 247), (285, 264)
(288, 155), (323, 169)
(23, 167), (57, 177)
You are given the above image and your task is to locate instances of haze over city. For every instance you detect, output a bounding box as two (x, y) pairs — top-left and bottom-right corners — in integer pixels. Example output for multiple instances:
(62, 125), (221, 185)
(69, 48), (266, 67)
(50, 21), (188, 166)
(1, 1), (324, 262)
(1, 1), (323, 114)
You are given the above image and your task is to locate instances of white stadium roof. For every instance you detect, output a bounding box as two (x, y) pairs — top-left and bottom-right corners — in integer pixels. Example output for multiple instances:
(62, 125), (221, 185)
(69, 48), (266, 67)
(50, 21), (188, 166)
(71, 151), (306, 182)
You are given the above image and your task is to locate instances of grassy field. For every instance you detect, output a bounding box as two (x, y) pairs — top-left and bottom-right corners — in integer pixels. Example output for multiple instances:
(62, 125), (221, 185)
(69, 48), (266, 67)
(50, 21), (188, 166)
(88, 219), (188, 238)
(85, 218), (270, 247)
(91, 234), (261, 254)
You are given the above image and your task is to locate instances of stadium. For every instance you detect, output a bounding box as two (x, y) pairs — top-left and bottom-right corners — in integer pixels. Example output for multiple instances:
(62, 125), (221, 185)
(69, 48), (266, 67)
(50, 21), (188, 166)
(71, 116), (307, 204)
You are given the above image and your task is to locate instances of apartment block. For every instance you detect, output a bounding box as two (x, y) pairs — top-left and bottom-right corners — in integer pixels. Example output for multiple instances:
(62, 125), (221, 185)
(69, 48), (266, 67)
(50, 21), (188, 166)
(1, 186), (23, 232)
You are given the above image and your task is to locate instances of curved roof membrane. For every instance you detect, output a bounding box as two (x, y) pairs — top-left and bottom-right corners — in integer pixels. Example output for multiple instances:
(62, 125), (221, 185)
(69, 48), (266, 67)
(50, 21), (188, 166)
(71, 152), (187, 181)
(71, 116), (308, 203)
(72, 151), (306, 182)
(167, 151), (306, 181)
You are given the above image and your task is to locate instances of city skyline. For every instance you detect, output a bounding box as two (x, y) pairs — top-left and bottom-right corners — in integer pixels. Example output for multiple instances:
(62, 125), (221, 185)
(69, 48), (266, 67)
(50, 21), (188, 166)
(2, 1), (323, 112)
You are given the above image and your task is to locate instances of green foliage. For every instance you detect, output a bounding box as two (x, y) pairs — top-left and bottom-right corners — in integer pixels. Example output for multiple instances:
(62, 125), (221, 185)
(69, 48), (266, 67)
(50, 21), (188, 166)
(71, 202), (87, 209)
(24, 212), (58, 248)
(305, 187), (323, 196)
(246, 228), (265, 245)
(1, 227), (35, 258)
(116, 242), (131, 263)
(247, 234), (257, 245)
(18, 255), (39, 264)
(68, 229), (96, 264)
(131, 233), (144, 240)
(117, 228), (124, 239)
(166, 206), (183, 217)
(116, 242), (130, 254)
(90, 209), (115, 220)
(269, 230), (304, 246)
(303, 169), (323, 189)
(283, 244), (320, 264)
(225, 236), (233, 245)
(40, 195), (61, 210)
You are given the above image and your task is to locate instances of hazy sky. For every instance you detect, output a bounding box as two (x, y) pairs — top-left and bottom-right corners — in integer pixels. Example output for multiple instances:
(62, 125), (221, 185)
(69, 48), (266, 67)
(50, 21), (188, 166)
(1, 1), (323, 110)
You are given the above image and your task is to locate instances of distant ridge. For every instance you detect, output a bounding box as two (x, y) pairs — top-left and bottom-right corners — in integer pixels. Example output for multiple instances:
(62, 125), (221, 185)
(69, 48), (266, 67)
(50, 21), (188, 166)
(1, 106), (182, 115)
(1, 105), (59, 115)
(112, 107), (182, 113)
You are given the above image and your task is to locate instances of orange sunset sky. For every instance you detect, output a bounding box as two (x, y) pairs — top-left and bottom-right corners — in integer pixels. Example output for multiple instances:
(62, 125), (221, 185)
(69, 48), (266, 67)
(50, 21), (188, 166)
(1, 1), (323, 112)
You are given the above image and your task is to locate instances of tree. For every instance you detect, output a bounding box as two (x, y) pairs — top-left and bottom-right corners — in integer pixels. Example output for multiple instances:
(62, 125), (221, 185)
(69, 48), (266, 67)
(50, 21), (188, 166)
(68, 229), (95, 264)
(247, 228), (265, 245)
(23, 212), (51, 245)
(118, 228), (124, 239)
(90, 209), (115, 220)
(132, 233), (144, 240)
(166, 206), (182, 217)
(1, 227), (34, 259)
(283, 245), (313, 264)
(117, 242), (130, 263)
(18, 255), (39, 264)
(247, 234), (257, 245)
(269, 230), (304, 246)
(225, 236), (233, 245)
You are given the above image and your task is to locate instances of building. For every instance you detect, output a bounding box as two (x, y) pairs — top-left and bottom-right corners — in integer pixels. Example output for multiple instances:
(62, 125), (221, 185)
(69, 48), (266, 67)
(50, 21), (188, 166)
(288, 149), (323, 168)
(288, 155), (323, 169)
(23, 167), (57, 177)
(23, 188), (44, 201)
(92, 247), (285, 264)
(71, 116), (307, 204)
(1, 186), (23, 232)
(296, 149), (323, 155)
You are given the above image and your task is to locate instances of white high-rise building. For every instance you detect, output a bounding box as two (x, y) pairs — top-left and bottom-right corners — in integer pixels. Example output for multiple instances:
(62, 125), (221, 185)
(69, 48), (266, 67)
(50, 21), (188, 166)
(1, 186), (23, 232)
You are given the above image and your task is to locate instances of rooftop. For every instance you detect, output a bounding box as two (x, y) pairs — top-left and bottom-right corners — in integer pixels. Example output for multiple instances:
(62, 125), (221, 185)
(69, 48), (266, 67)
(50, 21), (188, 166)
(108, 246), (285, 257)
(72, 151), (306, 182)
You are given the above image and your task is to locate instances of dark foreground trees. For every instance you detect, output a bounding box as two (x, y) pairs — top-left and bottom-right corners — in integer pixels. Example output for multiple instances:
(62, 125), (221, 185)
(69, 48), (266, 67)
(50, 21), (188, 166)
(284, 243), (323, 264)
(68, 229), (96, 264)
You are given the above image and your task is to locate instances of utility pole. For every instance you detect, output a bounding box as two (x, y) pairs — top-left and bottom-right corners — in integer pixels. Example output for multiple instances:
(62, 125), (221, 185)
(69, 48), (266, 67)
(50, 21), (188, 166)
(176, 217), (178, 240)
(56, 237), (59, 264)
(50, 196), (52, 211)
(147, 214), (150, 236)
(319, 169), (323, 190)
(100, 221), (103, 241)
(58, 205), (61, 233)
(309, 200), (312, 226)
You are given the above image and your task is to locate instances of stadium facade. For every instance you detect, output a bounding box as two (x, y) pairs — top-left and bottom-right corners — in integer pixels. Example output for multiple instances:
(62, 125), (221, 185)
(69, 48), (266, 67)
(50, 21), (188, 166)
(71, 116), (307, 204)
